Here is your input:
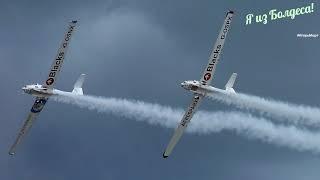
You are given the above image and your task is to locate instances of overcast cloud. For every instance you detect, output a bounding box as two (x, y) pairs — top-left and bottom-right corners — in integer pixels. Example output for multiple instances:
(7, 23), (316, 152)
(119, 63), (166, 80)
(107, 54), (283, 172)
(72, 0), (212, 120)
(1, 0), (320, 180)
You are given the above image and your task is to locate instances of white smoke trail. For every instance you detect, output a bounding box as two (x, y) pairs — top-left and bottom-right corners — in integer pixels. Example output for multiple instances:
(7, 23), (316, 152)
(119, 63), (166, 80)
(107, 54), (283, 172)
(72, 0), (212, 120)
(51, 92), (320, 154)
(208, 92), (320, 126)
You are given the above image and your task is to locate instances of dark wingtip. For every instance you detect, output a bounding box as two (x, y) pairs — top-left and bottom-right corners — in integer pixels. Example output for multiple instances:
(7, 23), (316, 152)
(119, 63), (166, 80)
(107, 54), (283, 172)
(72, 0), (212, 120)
(72, 20), (78, 23)
(163, 152), (169, 159)
(228, 10), (235, 14)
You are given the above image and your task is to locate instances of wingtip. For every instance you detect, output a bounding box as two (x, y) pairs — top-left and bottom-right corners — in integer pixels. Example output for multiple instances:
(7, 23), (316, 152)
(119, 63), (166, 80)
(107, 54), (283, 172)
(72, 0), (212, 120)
(8, 152), (15, 156)
(71, 20), (78, 23)
(162, 152), (169, 159)
(226, 10), (235, 17)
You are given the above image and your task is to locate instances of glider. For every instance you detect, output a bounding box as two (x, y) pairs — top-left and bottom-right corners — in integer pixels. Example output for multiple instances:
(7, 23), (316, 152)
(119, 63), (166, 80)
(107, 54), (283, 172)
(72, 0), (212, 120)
(8, 21), (85, 155)
(163, 11), (236, 158)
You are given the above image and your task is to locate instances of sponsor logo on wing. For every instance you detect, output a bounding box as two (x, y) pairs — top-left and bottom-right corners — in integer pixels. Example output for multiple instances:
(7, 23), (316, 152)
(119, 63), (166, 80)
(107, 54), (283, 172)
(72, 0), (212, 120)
(204, 73), (211, 81)
(180, 96), (200, 126)
(220, 16), (232, 40)
(202, 44), (222, 84)
(46, 78), (54, 86)
(47, 24), (76, 85)
(31, 99), (47, 113)
(202, 15), (232, 84)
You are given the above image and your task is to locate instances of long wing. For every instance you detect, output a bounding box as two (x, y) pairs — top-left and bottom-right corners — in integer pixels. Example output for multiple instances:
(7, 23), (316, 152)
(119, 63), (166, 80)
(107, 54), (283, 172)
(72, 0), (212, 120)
(9, 21), (78, 155)
(163, 94), (203, 158)
(9, 97), (47, 155)
(200, 11), (234, 85)
(44, 20), (78, 89)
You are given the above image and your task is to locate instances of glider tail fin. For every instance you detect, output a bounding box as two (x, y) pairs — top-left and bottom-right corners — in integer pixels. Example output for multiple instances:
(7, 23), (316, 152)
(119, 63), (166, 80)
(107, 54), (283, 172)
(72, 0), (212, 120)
(225, 73), (237, 93)
(72, 74), (86, 95)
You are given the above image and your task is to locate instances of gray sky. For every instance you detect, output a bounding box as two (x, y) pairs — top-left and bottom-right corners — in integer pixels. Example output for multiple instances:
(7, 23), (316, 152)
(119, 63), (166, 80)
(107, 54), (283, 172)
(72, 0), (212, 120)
(1, 0), (320, 180)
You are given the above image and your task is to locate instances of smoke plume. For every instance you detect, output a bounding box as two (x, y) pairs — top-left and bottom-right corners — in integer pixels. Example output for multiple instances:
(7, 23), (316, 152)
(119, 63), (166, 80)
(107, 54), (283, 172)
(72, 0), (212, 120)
(51, 92), (320, 154)
(208, 92), (320, 127)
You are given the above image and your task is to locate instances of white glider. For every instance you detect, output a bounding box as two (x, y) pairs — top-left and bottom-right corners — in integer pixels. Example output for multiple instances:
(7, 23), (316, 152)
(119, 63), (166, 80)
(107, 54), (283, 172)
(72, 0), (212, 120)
(8, 21), (85, 155)
(163, 11), (236, 158)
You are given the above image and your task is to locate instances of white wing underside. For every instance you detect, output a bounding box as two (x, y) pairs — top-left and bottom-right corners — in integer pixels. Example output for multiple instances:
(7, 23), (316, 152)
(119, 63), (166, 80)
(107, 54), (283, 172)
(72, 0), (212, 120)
(163, 95), (203, 158)
(200, 12), (234, 85)
(9, 97), (47, 155)
(44, 21), (77, 89)
(9, 113), (38, 155)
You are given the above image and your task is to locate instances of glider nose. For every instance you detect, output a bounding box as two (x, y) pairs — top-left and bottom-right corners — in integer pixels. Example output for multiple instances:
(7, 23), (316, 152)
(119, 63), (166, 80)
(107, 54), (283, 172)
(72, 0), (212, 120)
(22, 86), (30, 93)
(181, 81), (191, 90)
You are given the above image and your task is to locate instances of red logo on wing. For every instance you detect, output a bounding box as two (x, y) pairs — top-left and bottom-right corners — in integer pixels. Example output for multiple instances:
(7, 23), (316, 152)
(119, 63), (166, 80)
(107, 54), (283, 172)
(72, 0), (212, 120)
(204, 73), (211, 81)
(46, 78), (54, 85)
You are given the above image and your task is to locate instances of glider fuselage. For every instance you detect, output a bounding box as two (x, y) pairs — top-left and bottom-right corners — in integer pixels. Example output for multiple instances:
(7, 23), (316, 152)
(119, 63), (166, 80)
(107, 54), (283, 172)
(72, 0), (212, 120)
(181, 80), (235, 96)
(22, 84), (71, 98)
